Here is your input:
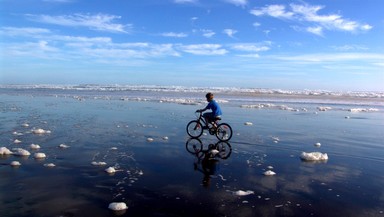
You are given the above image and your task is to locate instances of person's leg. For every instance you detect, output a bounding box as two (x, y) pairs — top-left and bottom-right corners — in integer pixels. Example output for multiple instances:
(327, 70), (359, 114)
(203, 112), (213, 128)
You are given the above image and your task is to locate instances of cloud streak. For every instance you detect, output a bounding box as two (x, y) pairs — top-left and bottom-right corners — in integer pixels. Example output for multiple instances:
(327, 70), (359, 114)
(26, 13), (132, 33)
(250, 3), (372, 35)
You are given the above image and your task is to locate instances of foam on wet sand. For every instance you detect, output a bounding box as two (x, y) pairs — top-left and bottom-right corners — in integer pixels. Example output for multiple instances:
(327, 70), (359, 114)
(300, 152), (328, 161)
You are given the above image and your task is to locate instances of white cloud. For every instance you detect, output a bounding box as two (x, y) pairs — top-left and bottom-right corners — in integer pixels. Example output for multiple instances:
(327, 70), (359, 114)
(230, 43), (270, 52)
(225, 0), (248, 7)
(223, 29), (237, 38)
(201, 29), (215, 38)
(179, 44), (228, 55)
(331, 45), (368, 51)
(161, 32), (188, 38)
(250, 3), (372, 35)
(253, 22), (261, 28)
(306, 26), (323, 36)
(0, 27), (51, 36)
(275, 53), (384, 62)
(26, 13), (131, 33)
(250, 5), (294, 19)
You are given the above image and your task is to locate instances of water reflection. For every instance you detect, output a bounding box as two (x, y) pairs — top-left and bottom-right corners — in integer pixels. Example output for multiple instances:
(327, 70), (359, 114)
(186, 138), (232, 187)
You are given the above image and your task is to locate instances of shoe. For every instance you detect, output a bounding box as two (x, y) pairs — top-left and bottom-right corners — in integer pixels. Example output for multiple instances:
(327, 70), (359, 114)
(202, 126), (208, 129)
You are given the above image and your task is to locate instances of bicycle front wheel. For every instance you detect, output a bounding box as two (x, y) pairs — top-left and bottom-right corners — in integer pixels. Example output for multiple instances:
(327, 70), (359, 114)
(216, 123), (233, 141)
(186, 120), (203, 138)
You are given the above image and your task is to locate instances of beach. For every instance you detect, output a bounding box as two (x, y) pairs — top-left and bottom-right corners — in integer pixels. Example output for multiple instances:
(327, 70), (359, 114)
(0, 85), (383, 217)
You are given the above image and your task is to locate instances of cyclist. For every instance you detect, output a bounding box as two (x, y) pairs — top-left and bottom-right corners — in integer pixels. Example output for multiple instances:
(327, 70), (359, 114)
(196, 92), (222, 129)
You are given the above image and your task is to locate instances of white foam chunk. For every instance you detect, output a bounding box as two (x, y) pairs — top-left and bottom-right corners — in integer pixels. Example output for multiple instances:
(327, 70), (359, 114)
(14, 139), (22, 144)
(210, 149), (219, 156)
(264, 170), (276, 176)
(147, 138), (154, 142)
(314, 142), (321, 147)
(234, 190), (254, 196)
(58, 144), (70, 148)
(32, 128), (51, 134)
(105, 167), (116, 174)
(108, 202), (128, 211)
(12, 148), (31, 156)
(300, 152), (328, 161)
(244, 122), (253, 126)
(44, 163), (56, 167)
(21, 123), (29, 127)
(34, 152), (46, 159)
(10, 161), (21, 166)
(0, 147), (13, 155)
(349, 108), (379, 112)
(317, 106), (332, 111)
(30, 144), (41, 149)
(92, 161), (107, 166)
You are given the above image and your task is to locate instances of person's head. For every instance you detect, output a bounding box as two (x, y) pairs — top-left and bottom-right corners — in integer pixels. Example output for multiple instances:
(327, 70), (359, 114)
(205, 92), (214, 102)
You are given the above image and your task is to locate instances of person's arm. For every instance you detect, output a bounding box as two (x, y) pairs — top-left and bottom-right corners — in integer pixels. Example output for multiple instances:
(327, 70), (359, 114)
(196, 108), (207, 112)
(196, 102), (210, 112)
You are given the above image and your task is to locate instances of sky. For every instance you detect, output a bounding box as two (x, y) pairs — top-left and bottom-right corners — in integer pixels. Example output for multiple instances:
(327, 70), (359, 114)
(0, 0), (383, 91)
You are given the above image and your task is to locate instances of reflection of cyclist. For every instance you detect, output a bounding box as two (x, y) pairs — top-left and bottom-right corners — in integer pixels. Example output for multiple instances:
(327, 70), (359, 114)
(196, 92), (222, 129)
(194, 144), (219, 187)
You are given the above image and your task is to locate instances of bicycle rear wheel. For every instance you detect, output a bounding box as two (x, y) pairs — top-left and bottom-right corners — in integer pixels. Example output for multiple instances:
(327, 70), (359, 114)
(186, 120), (203, 138)
(215, 123), (233, 141)
(215, 141), (232, 159)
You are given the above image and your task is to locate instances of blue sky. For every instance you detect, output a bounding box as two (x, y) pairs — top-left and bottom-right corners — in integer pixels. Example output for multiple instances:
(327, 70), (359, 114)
(0, 0), (383, 91)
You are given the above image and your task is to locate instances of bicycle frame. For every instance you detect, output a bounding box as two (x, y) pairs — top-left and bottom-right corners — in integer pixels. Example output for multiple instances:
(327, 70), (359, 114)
(195, 111), (219, 128)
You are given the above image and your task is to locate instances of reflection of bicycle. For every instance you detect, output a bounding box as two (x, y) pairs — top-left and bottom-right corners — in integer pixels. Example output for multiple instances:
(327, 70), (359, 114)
(186, 111), (233, 141)
(185, 138), (232, 187)
(185, 138), (232, 160)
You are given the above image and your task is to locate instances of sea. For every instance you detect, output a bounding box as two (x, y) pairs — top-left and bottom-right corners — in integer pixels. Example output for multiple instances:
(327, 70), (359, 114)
(0, 84), (383, 217)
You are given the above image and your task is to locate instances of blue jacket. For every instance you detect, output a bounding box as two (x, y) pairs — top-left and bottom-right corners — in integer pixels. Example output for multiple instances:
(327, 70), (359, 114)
(205, 100), (222, 117)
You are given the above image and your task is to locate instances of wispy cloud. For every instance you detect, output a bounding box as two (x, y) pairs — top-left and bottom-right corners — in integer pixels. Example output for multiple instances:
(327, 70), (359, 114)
(0, 27), (51, 36)
(178, 44), (228, 55)
(26, 13), (131, 33)
(225, 0), (248, 7)
(230, 43), (270, 52)
(201, 29), (215, 38)
(160, 32), (188, 38)
(250, 3), (372, 35)
(223, 29), (237, 38)
(275, 53), (384, 62)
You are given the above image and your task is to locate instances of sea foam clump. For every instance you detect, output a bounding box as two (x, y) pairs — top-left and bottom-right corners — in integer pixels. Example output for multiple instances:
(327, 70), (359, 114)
(108, 202), (128, 211)
(44, 163), (56, 167)
(105, 167), (116, 174)
(300, 152), (328, 161)
(12, 148), (31, 156)
(349, 108), (379, 112)
(234, 190), (254, 196)
(10, 161), (21, 167)
(58, 144), (70, 148)
(0, 147), (13, 155)
(34, 152), (46, 159)
(32, 128), (51, 134)
(317, 106), (332, 111)
(92, 161), (107, 166)
(30, 144), (41, 149)
(263, 170), (276, 176)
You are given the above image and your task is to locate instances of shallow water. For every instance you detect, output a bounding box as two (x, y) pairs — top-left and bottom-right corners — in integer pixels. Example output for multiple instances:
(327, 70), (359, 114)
(0, 89), (383, 217)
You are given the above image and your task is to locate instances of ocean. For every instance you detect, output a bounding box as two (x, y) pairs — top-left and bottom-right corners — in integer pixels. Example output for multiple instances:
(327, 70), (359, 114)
(1, 85), (383, 217)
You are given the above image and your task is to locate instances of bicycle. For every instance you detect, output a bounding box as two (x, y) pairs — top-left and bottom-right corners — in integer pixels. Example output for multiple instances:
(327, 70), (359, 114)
(186, 111), (233, 141)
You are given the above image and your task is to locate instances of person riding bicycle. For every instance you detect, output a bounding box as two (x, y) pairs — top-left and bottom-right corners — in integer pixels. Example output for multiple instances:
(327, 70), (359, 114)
(196, 93), (222, 129)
